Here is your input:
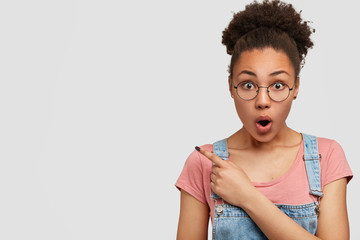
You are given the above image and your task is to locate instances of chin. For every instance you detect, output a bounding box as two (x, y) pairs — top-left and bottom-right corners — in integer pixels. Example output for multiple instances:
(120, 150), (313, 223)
(248, 129), (278, 143)
(254, 134), (274, 143)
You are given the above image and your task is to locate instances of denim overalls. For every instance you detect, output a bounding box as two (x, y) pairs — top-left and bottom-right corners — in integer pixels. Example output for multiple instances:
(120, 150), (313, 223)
(211, 133), (322, 240)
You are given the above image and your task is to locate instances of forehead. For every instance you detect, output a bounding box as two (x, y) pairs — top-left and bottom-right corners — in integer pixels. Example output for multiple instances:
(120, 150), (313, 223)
(233, 48), (295, 78)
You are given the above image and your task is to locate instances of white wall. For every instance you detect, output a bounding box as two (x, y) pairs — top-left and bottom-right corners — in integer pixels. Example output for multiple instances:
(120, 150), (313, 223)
(0, 0), (358, 239)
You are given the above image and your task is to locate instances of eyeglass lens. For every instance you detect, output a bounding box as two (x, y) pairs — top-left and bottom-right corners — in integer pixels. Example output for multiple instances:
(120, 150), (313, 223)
(236, 82), (291, 102)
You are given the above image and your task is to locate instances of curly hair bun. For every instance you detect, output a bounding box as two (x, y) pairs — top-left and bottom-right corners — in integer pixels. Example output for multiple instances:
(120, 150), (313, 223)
(222, 0), (314, 62)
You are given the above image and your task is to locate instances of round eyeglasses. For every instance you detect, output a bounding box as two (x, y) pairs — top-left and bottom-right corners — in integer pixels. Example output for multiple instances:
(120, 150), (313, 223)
(233, 81), (294, 102)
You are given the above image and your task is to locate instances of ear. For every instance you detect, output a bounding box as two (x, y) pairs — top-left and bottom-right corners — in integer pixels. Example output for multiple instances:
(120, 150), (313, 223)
(294, 77), (300, 99)
(228, 76), (234, 98)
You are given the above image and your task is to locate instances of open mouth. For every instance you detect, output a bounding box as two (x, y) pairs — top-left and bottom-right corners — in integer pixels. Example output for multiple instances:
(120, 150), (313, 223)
(255, 116), (273, 133)
(258, 120), (270, 127)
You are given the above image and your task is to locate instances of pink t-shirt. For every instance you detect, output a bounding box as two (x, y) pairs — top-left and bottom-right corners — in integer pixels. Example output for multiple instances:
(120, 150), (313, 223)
(175, 137), (353, 222)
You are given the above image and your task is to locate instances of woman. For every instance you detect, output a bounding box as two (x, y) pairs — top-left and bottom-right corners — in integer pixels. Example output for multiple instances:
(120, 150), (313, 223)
(175, 0), (353, 239)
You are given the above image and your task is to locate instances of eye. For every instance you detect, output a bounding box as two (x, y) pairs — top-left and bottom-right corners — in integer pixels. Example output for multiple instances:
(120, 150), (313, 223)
(240, 81), (256, 90)
(272, 82), (285, 91)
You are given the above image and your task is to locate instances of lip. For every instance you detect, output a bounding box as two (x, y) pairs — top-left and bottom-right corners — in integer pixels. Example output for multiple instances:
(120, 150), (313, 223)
(255, 116), (273, 134)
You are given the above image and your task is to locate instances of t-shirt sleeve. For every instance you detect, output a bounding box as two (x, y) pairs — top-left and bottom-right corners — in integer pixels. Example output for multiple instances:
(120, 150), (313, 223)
(175, 150), (207, 205)
(321, 140), (353, 187)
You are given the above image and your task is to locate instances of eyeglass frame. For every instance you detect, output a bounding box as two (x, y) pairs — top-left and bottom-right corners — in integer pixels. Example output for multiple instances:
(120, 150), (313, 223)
(233, 80), (295, 102)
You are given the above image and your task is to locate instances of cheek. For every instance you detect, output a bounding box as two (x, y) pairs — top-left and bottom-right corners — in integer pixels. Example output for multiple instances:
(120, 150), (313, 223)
(233, 101), (252, 123)
(275, 101), (293, 121)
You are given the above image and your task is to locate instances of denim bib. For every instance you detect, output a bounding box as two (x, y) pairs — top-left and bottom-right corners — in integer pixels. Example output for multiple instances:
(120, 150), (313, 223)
(211, 133), (322, 240)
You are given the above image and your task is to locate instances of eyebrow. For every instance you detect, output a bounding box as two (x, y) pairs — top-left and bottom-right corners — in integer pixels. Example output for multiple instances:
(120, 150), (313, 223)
(269, 70), (290, 77)
(237, 70), (256, 77)
(236, 70), (290, 77)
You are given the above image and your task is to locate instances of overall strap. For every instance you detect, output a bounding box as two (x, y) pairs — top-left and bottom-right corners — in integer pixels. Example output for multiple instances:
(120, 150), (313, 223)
(211, 138), (229, 199)
(213, 138), (229, 160)
(302, 133), (323, 198)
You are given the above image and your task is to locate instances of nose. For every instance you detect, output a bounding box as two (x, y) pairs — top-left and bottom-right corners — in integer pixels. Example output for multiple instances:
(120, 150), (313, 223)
(255, 87), (271, 109)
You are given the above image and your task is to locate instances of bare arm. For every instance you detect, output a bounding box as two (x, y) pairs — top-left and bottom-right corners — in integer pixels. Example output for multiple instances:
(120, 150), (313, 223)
(177, 190), (210, 240)
(316, 178), (349, 239)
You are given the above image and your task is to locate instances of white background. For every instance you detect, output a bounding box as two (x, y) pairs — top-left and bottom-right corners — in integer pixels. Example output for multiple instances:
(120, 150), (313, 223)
(0, 0), (359, 239)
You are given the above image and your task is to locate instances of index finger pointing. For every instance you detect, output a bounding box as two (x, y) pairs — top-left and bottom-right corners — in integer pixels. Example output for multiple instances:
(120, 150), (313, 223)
(195, 146), (225, 167)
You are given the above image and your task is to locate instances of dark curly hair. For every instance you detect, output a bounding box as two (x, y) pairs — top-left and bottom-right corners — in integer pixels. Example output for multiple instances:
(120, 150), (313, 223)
(222, 0), (315, 78)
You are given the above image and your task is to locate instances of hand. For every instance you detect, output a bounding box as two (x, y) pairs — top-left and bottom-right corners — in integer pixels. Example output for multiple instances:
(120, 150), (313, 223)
(195, 146), (255, 207)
